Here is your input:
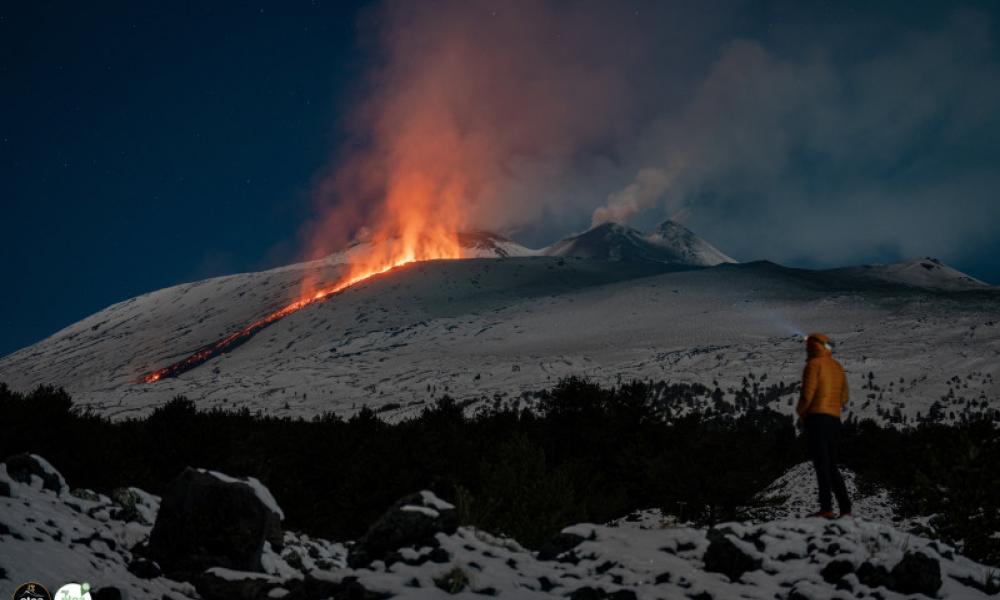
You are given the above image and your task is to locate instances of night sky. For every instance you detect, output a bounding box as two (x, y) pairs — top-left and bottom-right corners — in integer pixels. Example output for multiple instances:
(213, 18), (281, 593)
(3, 1), (999, 357)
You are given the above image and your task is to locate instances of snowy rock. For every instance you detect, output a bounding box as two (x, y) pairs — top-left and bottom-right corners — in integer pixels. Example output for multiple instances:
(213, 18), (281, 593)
(819, 558), (854, 583)
(196, 468), (285, 521)
(3, 464), (999, 600)
(856, 560), (895, 591)
(92, 587), (126, 600)
(0, 462), (198, 598)
(126, 557), (162, 579)
(702, 528), (762, 582)
(890, 551), (942, 597)
(3, 453), (66, 494)
(110, 486), (160, 525)
(147, 467), (284, 576)
(536, 531), (587, 561)
(346, 490), (458, 568)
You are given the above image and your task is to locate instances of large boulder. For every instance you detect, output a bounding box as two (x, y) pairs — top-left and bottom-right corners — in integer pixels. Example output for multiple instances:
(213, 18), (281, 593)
(890, 551), (942, 597)
(347, 490), (458, 568)
(146, 467), (284, 576)
(3, 453), (66, 494)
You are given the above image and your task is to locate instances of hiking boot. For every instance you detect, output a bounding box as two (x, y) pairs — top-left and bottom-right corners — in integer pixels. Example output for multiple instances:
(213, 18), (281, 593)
(810, 511), (836, 519)
(838, 512), (853, 519)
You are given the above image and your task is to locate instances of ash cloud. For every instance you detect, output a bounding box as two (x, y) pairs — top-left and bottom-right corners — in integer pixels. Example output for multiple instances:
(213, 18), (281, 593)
(309, 1), (1000, 274)
(608, 10), (1000, 269)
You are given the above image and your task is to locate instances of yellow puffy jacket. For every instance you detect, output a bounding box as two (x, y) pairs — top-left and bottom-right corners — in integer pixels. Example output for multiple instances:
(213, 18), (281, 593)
(796, 333), (849, 418)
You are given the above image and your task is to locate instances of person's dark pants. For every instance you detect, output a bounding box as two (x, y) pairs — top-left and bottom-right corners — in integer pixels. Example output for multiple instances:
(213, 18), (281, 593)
(805, 413), (852, 514)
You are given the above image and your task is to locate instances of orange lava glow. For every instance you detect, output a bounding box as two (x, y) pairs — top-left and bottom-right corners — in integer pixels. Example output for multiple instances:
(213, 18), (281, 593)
(141, 182), (467, 384)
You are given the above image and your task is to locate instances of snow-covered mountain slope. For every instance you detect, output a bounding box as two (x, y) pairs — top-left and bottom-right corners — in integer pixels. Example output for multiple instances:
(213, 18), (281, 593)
(543, 220), (736, 266)
(643, 220), (737, 266)
(831, 257), (991, 291)
(0, 236), (996, 421)
(4, 458), (998, 600)
(458, 231), (540, 258)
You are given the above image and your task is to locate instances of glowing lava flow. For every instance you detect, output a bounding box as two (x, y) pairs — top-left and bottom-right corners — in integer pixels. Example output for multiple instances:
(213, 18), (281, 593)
(140, 253), (450, 384)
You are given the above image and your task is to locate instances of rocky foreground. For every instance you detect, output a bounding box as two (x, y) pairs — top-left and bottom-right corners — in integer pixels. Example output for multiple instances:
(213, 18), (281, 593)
(1, 454), (998, 599)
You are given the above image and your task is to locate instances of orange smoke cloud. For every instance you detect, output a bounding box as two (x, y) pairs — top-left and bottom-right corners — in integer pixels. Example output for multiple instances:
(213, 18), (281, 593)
(301, 0), (654, 290)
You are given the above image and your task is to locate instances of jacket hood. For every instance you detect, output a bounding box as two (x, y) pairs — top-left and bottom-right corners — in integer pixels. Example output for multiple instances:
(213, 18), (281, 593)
(806, 333), (832, 359)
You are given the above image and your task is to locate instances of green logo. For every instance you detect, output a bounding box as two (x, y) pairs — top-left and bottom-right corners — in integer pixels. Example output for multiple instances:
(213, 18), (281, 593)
(53, 583), (90, 600)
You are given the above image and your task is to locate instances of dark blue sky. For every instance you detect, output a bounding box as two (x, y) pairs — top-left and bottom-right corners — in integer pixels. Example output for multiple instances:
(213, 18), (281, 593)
(2, 2), (369, 356)
(2, 1), (999, 357)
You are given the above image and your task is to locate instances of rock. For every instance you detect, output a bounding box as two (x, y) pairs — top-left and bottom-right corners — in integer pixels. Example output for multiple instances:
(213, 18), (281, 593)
(568, 587), (604, 600)
(127, 557), (162, 579)
(428, 547), (450, 563)
(146, 467), (284, 576)
(70, 488), (101, 501)
(192, 570), (273, 600)
(111, 488), (152, 525)
(0, 479), (12, 497)
(3, 454), (65, 494)
(949, 573), (1000, 595)
(281, 576), (388, 600)
(538, 532), (587, 561)
(347, 490), (458, 568)
(890, 551), (942, 597)
(433, 567), (470, 594)
(856, 561), (894, 590)
(93, 587), (126, 600)
(702, 530), (761, 582)
(820, 559), (854, 583)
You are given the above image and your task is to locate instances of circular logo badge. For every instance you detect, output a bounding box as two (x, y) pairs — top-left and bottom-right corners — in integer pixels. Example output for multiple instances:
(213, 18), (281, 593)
(12, 582), (51, 600)
(52, 584), (90, 600)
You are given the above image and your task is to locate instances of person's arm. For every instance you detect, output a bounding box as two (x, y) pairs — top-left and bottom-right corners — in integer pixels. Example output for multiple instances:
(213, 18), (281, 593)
(796, 361), (819, 418)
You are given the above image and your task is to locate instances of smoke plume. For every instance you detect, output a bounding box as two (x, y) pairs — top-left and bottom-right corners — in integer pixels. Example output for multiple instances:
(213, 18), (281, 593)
(306, 1), (1000, 273)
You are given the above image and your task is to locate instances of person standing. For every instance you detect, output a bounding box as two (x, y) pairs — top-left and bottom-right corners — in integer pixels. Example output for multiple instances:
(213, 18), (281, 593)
(796, 333), (852, 519)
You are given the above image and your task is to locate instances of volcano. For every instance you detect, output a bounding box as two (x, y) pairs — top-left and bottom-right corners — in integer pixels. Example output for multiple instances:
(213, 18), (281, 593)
(0, 220), (996, 421)
(544, 221), (735, 266)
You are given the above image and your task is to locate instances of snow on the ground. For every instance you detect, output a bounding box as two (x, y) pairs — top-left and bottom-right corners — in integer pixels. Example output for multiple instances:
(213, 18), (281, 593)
(4, 460), (1000, 600)
(606, 462), (920, 535)
(0, 464), (197, 599)
(1, 223), (996, 423)
(745, 462), (898, 525)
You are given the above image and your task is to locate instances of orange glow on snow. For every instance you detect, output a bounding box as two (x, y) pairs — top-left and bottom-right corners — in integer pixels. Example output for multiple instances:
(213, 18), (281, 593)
(141, 174), (467, 384)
